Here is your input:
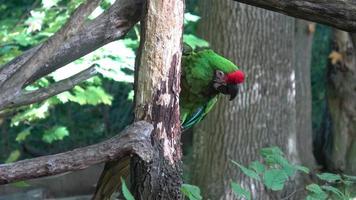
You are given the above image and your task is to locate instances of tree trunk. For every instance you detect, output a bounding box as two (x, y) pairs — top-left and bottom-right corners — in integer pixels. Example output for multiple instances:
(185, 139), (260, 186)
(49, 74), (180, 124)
(191, 1), (314, 199)
(294, 20), (316, 171)
(131, 0), (184, 199)
(325, 30), (356, 174)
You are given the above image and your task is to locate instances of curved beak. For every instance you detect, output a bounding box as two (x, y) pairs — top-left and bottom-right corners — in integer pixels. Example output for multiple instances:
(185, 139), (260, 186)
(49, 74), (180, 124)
(227, 84), (238, 101)
(216, 84), (239, 101)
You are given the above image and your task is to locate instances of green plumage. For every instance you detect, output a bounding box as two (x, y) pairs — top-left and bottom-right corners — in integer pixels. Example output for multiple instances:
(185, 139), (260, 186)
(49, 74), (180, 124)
(180, 48), (239, 130)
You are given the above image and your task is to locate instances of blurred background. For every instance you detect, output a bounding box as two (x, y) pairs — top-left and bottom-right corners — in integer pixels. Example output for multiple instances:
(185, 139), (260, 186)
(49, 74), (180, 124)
(0, 0), (353, 199)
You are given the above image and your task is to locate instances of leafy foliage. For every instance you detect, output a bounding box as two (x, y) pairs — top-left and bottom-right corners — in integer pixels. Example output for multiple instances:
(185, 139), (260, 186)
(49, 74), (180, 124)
(231, 146), (356, 200)
(0, 0), (134, 162)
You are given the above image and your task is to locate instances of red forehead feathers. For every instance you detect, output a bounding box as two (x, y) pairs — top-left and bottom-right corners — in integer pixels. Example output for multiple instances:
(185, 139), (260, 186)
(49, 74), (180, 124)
(226, 70), (245, 84)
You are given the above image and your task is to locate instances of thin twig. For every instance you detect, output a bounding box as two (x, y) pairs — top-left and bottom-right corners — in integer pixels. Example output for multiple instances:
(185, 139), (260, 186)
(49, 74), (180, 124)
(5, 64), (98, 109)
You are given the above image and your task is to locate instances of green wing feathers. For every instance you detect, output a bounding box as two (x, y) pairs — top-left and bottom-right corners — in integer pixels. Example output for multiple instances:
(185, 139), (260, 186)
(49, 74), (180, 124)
(181, 97), (217, 131)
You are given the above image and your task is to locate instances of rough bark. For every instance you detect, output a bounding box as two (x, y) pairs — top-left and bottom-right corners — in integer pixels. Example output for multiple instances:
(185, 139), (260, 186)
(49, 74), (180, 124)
(232, 0), (356, 32)
(325, 30), (356, 174)
(0, 121), (153, 185)
(131, 0), (184, 199)
(294, 20), (317, 171)
(191, 1), (311, 199)
(94, 1), (184, 199)
(0, 0), (143, 111)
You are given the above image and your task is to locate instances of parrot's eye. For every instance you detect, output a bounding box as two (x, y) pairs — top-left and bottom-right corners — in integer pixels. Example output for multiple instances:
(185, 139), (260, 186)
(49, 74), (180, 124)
(215, 70), (224, 79)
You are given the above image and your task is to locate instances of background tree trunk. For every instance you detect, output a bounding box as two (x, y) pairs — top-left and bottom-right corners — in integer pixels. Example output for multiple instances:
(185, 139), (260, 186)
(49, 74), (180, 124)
(294, 20), (316, 171)
(325, 30), (356, 174)
(131, 0), (184, 199)
(191, 1), (314, 199)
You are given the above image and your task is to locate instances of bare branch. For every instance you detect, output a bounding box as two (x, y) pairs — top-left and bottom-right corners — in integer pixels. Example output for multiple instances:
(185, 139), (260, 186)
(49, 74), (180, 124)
(1, 0), (102, 89)
(0, 0), (144, 111)
(26, 0), (144, 85)
(233, 0), (356, 32)
(2, 64), (98, 110)
(0, 121), (153, 185)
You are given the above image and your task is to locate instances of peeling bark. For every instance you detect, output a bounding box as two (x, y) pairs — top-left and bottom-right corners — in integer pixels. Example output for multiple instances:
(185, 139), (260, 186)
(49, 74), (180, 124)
(93, 1), (185, 199)
(131, 0), (184, 199)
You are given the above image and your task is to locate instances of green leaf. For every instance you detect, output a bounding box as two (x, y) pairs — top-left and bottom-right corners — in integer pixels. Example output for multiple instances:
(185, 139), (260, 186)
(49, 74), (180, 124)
(249, 161), (265, 174)
(231, 182), (251, 200)
(183, 34), (209, 49)
(343, 174), (356, 182)
(121, 177), (135, 200)
(260, 146), (297, 177)
(128, 90), (134, 101)
(306, 195), (325, 200)
(55, 91), (76, 104)
(294, 164), (310, 174)
(5, 150), (21, 163)
(181, 184), (203, 200)
(276, 160), (296, 177)
(316, 173), (341, 183)
(262, 169), (288, 191)
(260, 146), (284, 157)
(42, 126), (69, 144)
(15, 128), (32, 142)
(42, 0), (60, 9)
(71, 86), (113, 106)
(231, 160), (260, 181)
(184, 13), (201, 23)
(306, 184), (327, 200)
(321, 185), (345, 199)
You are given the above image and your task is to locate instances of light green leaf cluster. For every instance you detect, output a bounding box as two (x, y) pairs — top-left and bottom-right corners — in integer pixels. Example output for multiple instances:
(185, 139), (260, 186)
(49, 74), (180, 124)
(5, 150), (21, 163)
(42, 126), (69, 143)
(15, 128), (32, 142)
(183, 34), (209, 49)
(42, 0), (60, 9)
(11, 102), (50, 126)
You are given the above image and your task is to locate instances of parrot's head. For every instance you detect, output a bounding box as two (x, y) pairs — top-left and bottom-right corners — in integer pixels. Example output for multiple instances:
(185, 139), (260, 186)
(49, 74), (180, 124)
(213, 70), (245, 100)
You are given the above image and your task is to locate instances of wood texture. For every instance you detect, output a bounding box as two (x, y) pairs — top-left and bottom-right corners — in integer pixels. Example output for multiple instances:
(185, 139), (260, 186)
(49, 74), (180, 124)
(0, 121), (153, 185)
(191, 1), (311, 199)
(93, 0), (184, 199)
(326, 30), (356, 174)
(294, 20), (317, 171)
(132, 0), (184, 199)
(233, 0), (356, 32)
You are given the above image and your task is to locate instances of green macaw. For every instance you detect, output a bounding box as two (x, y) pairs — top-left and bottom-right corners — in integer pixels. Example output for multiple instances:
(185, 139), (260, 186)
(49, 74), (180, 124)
(180, 46), (245, 130)
(93, 46), (245, 199)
